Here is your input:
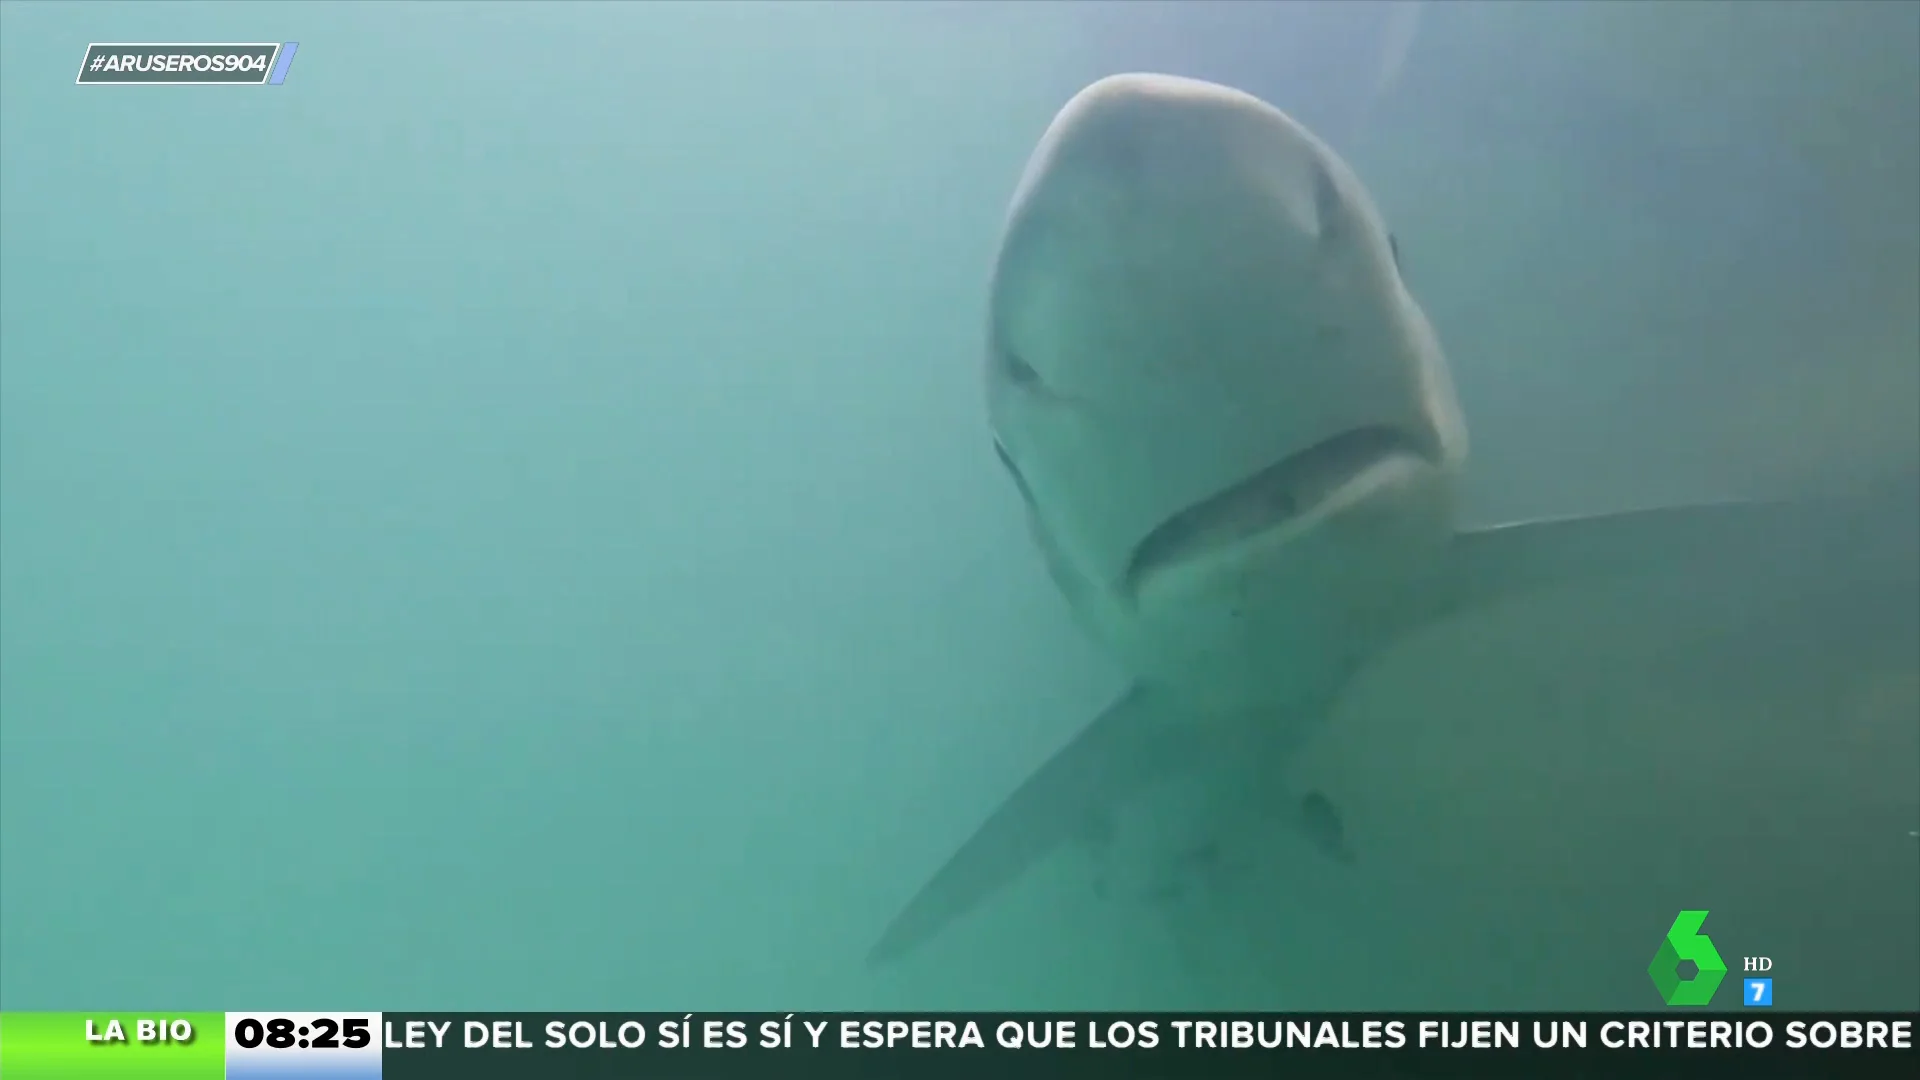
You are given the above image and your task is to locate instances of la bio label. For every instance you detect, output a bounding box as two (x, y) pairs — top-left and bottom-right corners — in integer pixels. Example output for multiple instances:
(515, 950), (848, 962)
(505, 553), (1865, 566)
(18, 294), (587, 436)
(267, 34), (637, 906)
(85, 1017), (196, 1043)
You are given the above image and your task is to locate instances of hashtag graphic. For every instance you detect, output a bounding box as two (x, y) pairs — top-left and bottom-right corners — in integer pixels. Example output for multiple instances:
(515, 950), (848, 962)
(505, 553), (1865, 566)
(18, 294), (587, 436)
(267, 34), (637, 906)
(77, 42), (289, 85)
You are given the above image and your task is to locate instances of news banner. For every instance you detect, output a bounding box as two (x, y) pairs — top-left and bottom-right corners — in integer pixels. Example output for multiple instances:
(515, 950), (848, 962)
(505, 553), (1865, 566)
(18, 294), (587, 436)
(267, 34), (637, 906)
(0, 1011), (1914, 1079)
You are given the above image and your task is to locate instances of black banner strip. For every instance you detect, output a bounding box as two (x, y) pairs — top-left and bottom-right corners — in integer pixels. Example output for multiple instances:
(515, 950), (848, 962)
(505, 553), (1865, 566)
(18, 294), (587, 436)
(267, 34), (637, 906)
(378, 1012), (1918, 1079)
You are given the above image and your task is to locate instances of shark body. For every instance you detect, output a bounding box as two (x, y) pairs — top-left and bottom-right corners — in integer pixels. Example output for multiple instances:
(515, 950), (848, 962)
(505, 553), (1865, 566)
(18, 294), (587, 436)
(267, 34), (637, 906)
(869, 74), (1919, 1004)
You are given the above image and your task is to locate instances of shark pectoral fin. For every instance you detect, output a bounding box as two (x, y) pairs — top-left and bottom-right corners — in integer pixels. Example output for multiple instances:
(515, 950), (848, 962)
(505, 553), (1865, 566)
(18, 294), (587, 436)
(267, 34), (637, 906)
(1431, 485), (1920, 622)
(866, 684), (1200, 967)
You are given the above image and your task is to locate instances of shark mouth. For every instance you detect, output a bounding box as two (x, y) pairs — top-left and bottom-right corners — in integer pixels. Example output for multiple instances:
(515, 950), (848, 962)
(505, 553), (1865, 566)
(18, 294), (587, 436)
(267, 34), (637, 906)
(1122, 424), (1427, 594)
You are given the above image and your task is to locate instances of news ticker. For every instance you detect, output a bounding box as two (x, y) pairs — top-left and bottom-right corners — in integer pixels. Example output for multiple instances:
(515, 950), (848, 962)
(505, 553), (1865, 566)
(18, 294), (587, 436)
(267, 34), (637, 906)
(0, 1012), (1914, 1079)
(76, 43), (300, 85)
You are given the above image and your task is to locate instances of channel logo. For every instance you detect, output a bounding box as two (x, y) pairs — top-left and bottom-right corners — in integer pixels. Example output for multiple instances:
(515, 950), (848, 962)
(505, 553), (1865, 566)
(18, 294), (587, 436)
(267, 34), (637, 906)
(1648, 910), (1728, 1005)
(1649, 911), (1779, 1007)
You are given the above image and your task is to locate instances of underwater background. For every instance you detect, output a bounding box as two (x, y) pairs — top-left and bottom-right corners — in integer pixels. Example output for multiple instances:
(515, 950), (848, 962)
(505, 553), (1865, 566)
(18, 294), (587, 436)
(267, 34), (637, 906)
(2, 1), (1916, 1011)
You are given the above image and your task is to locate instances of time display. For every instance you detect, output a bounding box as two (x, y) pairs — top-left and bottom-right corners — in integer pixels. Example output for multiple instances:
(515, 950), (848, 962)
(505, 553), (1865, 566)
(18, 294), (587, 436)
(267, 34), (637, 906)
(234, 1015), (372, 1050)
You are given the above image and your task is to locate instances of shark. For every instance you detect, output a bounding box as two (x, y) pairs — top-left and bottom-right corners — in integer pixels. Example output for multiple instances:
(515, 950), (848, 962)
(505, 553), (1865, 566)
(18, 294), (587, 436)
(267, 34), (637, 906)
(868, 73), (1920, 1001)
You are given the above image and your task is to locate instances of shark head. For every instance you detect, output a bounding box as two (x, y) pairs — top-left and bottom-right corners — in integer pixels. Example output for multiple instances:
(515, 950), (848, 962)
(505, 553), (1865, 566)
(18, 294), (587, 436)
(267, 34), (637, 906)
(986, 74), (1468, 701)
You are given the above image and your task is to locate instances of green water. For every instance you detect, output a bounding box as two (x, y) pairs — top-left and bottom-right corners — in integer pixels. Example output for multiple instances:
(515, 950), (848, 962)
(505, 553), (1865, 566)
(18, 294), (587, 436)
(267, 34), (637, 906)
(3, 1), (1916, 1012)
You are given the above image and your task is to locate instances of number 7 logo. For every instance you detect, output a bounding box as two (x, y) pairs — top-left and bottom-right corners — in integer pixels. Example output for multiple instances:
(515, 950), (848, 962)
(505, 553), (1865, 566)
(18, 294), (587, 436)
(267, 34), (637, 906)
(1744, 977), (1774, 1007)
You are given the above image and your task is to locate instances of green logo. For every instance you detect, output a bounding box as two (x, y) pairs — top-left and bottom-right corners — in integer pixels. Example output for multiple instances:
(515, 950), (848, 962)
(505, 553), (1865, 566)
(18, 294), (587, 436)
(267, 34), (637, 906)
(1649, 909), (1728, 1005)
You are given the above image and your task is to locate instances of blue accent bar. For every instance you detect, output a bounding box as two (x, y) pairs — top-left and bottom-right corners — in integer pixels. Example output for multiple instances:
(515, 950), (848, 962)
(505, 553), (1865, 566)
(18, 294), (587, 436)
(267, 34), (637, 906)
(268, 42), (299, 85)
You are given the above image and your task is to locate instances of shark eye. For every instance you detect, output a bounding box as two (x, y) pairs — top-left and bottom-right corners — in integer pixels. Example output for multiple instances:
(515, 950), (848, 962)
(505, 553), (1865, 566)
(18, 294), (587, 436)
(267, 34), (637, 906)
(1001, 349), (1042, 389)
